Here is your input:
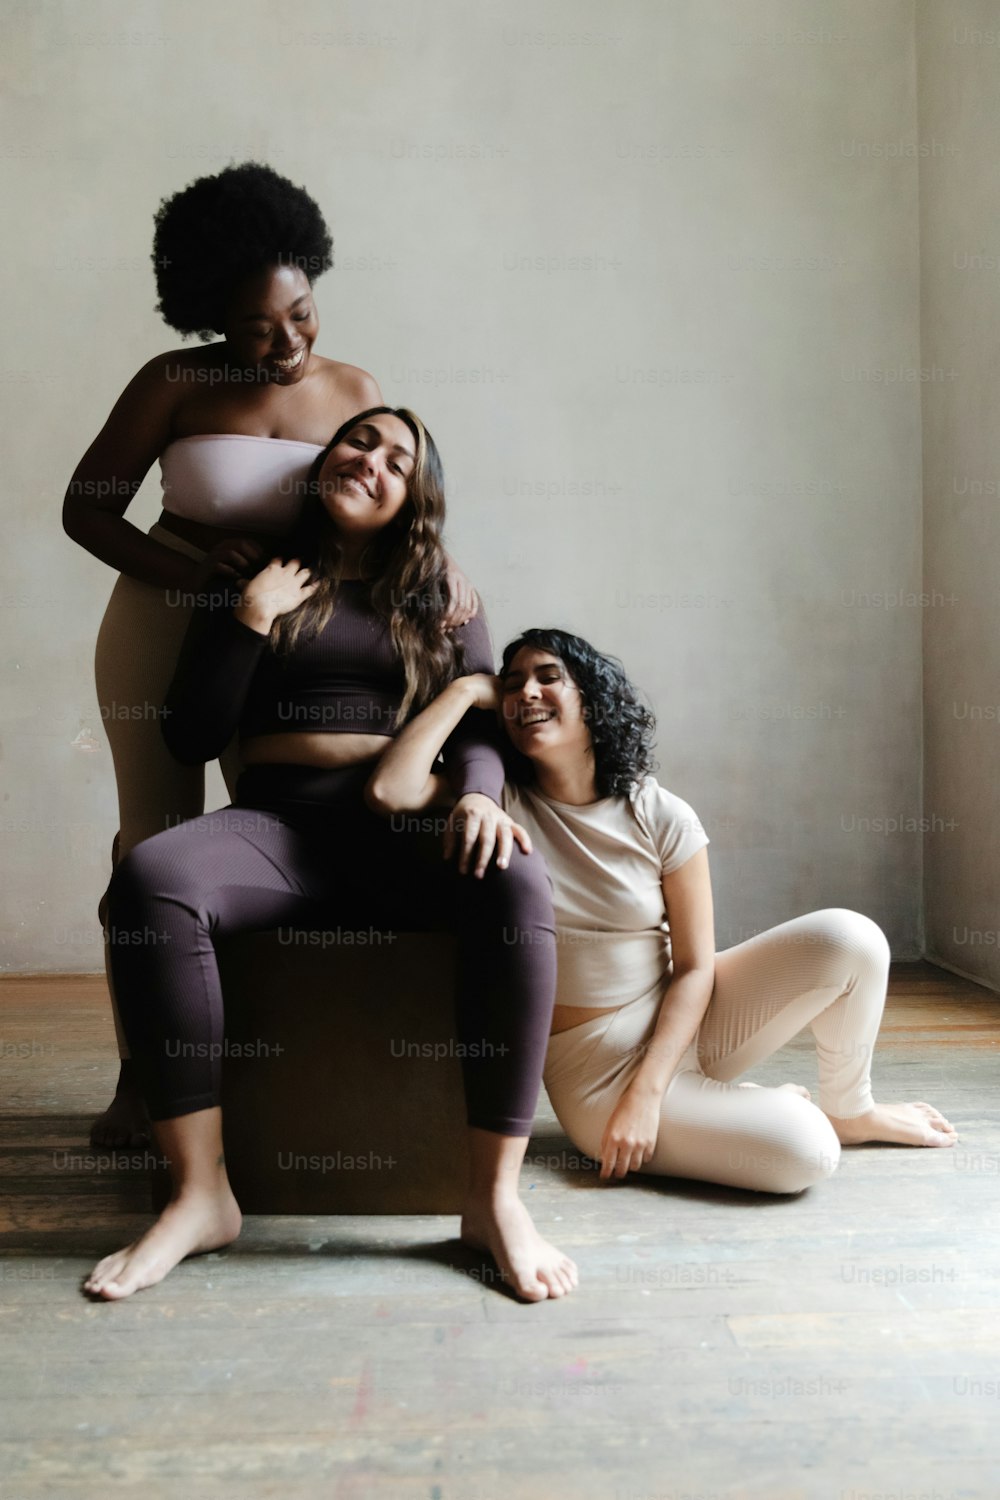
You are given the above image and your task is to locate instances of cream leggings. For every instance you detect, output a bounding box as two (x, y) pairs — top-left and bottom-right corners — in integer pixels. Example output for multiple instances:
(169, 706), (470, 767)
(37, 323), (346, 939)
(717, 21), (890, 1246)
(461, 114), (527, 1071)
(94, 524), (242, 1055)
(544, 908), (891, 1195)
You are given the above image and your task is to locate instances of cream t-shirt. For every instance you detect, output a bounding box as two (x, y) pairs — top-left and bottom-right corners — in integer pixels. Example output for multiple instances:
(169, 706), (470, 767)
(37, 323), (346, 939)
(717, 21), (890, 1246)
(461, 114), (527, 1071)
(501, 776), (709, 1009)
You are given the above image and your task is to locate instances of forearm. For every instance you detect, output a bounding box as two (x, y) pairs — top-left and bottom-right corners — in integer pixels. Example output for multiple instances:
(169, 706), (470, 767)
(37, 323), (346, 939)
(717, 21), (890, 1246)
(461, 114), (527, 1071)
(442, 726), (505, 806)
(162, 593), (267, 764)
(629, 966), (715, 1098)
(437, 609), (505, 805)
(367, 679), (474, 812)
(63, 504), (198, 590)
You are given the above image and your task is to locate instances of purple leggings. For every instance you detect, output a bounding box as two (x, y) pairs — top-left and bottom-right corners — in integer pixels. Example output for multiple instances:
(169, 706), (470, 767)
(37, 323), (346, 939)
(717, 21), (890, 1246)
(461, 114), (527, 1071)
(107, 764), (556, 1134)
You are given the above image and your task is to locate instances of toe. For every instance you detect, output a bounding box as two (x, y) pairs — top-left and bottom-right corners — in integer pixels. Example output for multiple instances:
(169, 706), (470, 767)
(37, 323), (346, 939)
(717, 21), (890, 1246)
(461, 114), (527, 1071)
(551, 1259), (577, 1296)
(85, 1257), (113, 1290)
(86, 1248), (131, 1294)
(517, 1272), (548, 1302)
(550, 1263), (572, 1295)
(98, 1279), (130, 1301)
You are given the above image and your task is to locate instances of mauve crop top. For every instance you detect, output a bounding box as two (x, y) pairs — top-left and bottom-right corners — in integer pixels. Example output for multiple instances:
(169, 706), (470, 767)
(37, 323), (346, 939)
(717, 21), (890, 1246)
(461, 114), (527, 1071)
(160, 434), (324, 532)
(162, 577), (505, 804)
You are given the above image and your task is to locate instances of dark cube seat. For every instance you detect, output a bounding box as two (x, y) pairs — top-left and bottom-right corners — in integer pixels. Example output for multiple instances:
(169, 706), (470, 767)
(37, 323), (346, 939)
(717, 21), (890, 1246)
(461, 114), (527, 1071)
(153, 928), (469, 1214)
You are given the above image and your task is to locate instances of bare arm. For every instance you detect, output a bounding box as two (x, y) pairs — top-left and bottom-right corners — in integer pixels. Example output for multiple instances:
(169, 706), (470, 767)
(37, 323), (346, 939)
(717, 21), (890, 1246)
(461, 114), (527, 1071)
(599, 847), (716, 1179)
(365, 672), (532, 876)
(365, 676), (493, 814)
(630, 849), (716, 1088)
(62, 353), (199, 589)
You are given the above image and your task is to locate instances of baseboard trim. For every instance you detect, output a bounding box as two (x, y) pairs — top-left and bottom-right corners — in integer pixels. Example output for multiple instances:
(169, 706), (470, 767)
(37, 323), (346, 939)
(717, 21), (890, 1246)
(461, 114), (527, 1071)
(921, 953), (1000, 997)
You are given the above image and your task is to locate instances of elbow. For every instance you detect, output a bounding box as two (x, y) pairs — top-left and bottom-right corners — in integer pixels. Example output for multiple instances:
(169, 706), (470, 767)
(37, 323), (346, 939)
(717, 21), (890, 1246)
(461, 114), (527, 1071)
(364, 775), (402, 818)
(161, 728), (209, 769)
(62, 496), (82, 541)
(164, 744), (205, 769)
(670, 959), (716, 992)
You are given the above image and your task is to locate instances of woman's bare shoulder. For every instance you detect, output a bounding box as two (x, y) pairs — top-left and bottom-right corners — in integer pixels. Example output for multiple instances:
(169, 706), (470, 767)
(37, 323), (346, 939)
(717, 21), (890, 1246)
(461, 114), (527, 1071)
(310, 355), (382, 403)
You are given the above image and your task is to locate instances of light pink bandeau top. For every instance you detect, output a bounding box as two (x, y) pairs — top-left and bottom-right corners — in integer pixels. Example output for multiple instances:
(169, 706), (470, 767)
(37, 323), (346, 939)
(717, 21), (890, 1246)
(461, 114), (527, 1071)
(159, 434), (326, 534)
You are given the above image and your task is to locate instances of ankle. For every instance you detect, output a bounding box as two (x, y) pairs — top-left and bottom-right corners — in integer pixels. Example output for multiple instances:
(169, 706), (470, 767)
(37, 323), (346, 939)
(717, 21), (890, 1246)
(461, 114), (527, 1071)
(465, 1181), (522, 1211)
(167, 1176), (235, 1205)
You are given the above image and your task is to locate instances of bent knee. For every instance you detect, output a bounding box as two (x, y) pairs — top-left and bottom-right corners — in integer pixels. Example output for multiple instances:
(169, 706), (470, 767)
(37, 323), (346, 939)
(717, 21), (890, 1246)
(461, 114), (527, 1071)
(479, 845), (553, 914)
(108, 830), (187, 913)
(107, 842), (155, 910)
(752, 1102), (842, 1193)
(772, 1137), (840, 1193)
(802, 908), (891, 974)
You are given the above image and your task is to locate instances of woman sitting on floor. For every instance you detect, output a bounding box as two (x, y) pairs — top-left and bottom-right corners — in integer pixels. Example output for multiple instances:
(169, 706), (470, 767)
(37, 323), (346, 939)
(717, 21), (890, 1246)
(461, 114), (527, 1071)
(366, 627), (957, 1193)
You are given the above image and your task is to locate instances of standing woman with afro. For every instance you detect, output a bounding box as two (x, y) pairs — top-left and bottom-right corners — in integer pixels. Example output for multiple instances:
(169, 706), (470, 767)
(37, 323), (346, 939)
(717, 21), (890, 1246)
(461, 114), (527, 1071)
(63, 163), (476, 1147)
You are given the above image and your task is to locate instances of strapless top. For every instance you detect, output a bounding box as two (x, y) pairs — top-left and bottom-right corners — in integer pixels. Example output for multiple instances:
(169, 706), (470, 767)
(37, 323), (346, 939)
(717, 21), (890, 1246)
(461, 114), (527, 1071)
(159, 433), (326, 534)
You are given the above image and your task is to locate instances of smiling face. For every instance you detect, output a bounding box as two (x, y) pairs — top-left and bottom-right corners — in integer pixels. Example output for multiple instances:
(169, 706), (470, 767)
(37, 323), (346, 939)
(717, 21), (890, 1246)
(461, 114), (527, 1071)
(500, 647), (594, 770)
(222, 264), (319, 383)
(316, 413), (417, 541)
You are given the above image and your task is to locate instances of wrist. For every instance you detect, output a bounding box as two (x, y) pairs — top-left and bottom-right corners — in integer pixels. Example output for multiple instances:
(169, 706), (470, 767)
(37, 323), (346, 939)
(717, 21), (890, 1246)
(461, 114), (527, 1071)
(233, 603), (274, 636)
(453, 790), (497, 810)
(627, 1069), (668, 1102)
(449, 677), (479, 707)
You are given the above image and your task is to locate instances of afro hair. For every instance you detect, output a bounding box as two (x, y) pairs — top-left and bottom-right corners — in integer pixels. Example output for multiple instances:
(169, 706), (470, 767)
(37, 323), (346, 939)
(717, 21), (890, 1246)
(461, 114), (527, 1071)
(152, 161), (333, 340)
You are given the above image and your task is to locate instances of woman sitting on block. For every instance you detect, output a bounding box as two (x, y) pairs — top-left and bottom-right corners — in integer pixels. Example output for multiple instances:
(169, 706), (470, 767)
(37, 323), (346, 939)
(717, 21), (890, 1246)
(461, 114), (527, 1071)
(366, 627), (957, 1193)
(63, 161), (478, 1151)
(84, 409), (576, 1303)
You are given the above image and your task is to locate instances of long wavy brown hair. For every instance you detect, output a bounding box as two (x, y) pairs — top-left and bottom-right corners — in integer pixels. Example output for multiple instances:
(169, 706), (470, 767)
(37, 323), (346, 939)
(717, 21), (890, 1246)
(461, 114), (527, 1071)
(270, 406), (463, 725)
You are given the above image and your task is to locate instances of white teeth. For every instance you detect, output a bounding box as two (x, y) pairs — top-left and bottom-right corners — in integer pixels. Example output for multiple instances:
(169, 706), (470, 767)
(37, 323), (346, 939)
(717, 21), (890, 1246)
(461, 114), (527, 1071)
(343, 476), (372, 498)
(273, 348), (305, 371)
(521, 711), (554, 726)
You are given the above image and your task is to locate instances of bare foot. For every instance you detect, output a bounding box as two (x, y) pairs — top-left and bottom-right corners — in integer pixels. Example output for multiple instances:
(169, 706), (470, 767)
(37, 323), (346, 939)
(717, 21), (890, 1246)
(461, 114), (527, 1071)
(827, 1102), (958, 1148)
(83, 1187), (242, 1301)
(90, 1061), (151, 1150)
(739, 1081), (812, 1101)
(461, 1196), (578, 1302)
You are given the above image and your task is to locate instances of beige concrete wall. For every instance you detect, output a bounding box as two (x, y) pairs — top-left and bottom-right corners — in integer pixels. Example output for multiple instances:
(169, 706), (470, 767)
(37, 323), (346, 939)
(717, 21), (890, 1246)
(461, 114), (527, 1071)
(918, 2), (1000, 991)
(2, 0), (925, 970)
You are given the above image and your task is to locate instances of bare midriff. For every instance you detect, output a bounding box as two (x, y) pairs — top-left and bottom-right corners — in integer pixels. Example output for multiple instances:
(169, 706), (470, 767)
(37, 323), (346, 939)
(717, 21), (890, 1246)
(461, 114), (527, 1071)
(240, 732), (392, 769)
(240, 725), (622, 1026)
(550, 1002), (621, 1034)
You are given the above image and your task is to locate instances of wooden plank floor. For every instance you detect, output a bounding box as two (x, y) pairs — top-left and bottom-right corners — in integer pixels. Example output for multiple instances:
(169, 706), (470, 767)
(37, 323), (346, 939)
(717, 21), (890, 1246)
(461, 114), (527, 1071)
(1, 963), (999, 1500)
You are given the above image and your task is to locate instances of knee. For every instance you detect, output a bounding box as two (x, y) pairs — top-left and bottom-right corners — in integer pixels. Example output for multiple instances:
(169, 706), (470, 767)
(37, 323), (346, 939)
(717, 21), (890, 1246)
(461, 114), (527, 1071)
(107, 832), (182, 917)
(107, 842), (152, 914)
(476, 846), (554, 923)
(779, 1125), (841, 1193)
(802, 908), (891, 975)
(752, 1099), (842, 1194)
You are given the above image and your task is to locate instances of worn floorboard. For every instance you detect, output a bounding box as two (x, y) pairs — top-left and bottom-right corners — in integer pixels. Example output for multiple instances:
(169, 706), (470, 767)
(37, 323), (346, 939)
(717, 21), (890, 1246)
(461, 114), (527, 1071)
(1, 963), (998, 1499)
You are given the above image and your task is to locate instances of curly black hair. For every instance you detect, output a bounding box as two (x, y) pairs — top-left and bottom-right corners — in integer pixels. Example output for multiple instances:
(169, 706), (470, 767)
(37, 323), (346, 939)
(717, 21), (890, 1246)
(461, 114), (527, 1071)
(151, 161), (333, 339)
(499, 628), (657, 798)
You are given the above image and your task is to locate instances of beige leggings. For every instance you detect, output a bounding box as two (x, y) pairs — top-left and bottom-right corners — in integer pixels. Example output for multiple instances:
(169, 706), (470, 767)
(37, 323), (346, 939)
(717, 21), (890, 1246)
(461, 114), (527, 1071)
(544, 908), (891, 1194)
(94, 524), (242, 1054)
